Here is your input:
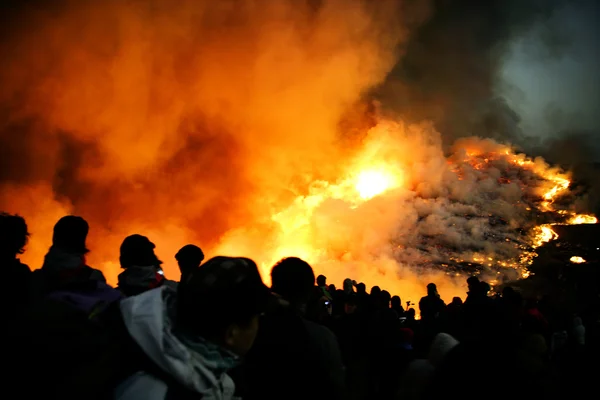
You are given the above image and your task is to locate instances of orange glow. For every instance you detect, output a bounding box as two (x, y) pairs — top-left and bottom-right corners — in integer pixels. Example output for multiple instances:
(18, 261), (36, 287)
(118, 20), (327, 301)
(570, 256), (586, 264)
(0, 1), (596, 307)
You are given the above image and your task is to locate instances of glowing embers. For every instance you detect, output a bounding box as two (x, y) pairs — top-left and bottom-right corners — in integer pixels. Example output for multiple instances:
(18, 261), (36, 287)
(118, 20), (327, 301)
(570, 256), (586, 264)
(568, 214), (598, 225)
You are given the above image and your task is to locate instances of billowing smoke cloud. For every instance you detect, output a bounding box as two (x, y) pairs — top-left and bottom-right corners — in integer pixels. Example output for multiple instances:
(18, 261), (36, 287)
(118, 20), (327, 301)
(0, 0), (417, 281)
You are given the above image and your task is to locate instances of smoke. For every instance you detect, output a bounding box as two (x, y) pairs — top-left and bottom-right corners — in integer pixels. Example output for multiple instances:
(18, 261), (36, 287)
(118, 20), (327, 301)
(0, 0), (417, 281)
(374, 0), (570, 146)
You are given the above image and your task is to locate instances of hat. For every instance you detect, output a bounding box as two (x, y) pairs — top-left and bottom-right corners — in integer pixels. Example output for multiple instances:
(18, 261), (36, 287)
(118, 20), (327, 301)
(175, 244), (205, 265)
(52, 215), (89, 254)
(119, 234), (162, 268)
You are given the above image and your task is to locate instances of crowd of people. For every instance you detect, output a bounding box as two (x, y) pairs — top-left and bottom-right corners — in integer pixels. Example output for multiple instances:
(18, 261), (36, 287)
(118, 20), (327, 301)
(1, 212), (597, 399)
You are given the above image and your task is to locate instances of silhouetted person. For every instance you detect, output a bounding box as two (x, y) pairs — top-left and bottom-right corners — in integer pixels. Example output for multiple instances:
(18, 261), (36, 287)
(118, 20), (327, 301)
(1, 213), (32, 387)
(0, 212), (32, 317)
(316, 274), (333, 301)
(380, 290), (391, 310)
(115, 256), (270, 399)
(447, 296), (463, 313)
(463, 280), (499, 340)
(465, 276), (480, 302)
(241, 257), (345, 400)
(31, 216), (120, 312)
(391, 295), (405, 317)
(118, 234), (171, 297)
(419, 283), (446, 323)
(175, 244), (204, 283)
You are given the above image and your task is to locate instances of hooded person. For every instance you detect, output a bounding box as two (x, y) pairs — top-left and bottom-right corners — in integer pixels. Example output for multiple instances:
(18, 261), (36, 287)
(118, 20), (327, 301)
(397, 332), (459, 400)
(114, 256), (271, 400)
(239, 257), (346, 400)
(117, 234), (177, 296)
(31, 215), (121, 313)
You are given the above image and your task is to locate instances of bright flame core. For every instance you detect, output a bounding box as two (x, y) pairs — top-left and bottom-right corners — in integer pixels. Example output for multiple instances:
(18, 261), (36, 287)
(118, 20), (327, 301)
(570, 256), (586, 264)
(355, 169), (396, 199)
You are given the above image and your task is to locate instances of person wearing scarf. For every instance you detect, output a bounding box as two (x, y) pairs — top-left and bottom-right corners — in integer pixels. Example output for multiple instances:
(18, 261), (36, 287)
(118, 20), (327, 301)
(117, 234), (171, 297)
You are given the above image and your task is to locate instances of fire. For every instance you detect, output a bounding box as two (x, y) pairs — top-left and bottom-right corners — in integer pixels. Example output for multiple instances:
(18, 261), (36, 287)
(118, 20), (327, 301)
(569, 256), (586, 264)
(454, 139), (597, 279)
(532, 225), (559, 248)
(355, 169), (397, 200)
(1, 2), (597, 307)
(568, 214), (598, 225)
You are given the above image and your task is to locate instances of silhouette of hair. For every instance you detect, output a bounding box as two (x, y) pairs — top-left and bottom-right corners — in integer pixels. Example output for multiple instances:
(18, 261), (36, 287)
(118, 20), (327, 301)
(52, 215), (89, 254)
(271, 257), (315, 305)
(119, 234), (162, 268)
(391, 295), (402, 308)
(0, 212), (29, 257)
(178, 256), (270, 338)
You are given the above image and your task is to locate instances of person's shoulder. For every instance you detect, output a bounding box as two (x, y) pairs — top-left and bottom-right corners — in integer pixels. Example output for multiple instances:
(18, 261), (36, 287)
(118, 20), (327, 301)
(163, 279), (179, 291)
(115, 371), (168, 400)
(85, 266), (107, 282)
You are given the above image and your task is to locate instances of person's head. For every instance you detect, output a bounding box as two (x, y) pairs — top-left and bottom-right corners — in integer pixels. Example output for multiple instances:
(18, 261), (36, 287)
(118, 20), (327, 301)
(356, 282), (366, 294)
(328, 284), (336, 293)
(406, 308), (416, 319)
(0, 213), (29, 260)
(370, 286), (381, 296)
(175, 244), (204, 275)
(316, 274), (326, 287)
(427, 283), (438, 296)
(271, 257), (315, 307)
(52, 215), (89, 254)
(391, 295), (401, 309)
(467, 276), (479, 292)
(381, 290), (391, 308)
(343, 278), (354, 293)
(451, 296), (463, 306)
(177, 256), (270, 356)
(119, 234), (162, 269)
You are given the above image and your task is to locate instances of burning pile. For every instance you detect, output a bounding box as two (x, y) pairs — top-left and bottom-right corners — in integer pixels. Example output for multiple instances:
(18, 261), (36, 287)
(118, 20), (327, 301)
(213, 120), (597, 299)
